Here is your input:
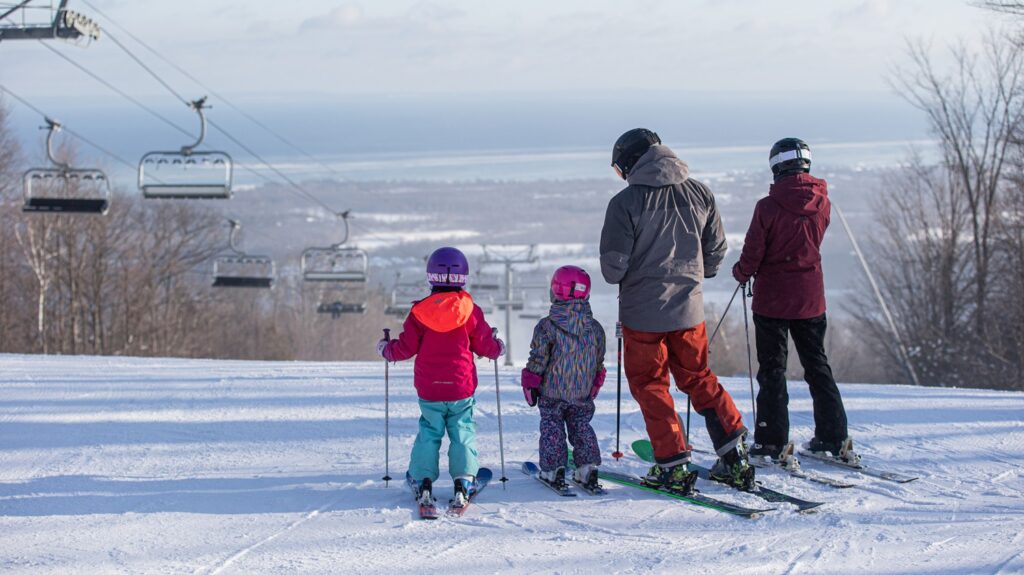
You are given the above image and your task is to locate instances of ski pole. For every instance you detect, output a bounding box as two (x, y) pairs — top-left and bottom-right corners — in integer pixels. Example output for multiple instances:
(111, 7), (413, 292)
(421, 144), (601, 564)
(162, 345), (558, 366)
(740, 283), (757, 422)
(612, 320), (624, 460)
(687, 282), (744, 438)
(382, 328), (392, 487)
(492, 328), (509, 489)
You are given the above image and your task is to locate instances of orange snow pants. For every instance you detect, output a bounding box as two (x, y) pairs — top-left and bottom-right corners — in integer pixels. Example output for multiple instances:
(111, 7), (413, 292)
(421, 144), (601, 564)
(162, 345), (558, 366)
(623, 322), (745, 464)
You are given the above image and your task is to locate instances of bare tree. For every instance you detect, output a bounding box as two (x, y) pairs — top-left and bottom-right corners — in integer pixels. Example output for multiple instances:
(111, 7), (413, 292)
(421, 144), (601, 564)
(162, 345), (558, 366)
(856, 33), (1024, 389)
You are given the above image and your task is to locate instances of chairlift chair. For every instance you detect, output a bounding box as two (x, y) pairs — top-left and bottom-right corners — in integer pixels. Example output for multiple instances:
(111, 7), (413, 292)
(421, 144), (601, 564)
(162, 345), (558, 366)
(301, 247), (369, 282)
(23, 118), (110, 214)
(139, 98), (233, 199)
(212, 220), (275, 288)
(301, 211), (369, 282)
(317, 301), (367, 318)
(384, 273), (425, 317)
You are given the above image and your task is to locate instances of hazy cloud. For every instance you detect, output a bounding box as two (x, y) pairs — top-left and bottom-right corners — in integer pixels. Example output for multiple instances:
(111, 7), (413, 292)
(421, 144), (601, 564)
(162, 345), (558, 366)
(300, 3), (365, 31)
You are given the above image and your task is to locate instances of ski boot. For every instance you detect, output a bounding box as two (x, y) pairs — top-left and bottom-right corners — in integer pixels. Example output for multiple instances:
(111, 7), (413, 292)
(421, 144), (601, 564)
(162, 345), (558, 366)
(751, 441), (800, 469)
(452, 477), (472, 507)
(803, 436), (861, 466)
(710, 440), (756, 491)
(417, 477), (434, 506)
(539, 466), (569, 490)
(643, 462), (698, 495)
(572, 464), (603, 492)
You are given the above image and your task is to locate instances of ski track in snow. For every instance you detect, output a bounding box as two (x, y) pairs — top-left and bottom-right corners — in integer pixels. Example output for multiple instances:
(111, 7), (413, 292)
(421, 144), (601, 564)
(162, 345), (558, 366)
(1, 354), (1023, 574)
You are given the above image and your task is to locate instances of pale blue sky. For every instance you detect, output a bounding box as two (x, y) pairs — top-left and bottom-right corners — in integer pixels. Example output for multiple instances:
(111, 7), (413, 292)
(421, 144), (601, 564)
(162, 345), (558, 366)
(0, 0), (1000, 98)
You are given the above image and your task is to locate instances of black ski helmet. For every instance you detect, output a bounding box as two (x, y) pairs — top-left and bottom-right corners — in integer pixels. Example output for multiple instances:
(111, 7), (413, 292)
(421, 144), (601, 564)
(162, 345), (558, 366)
(612, 128), (661, 178)
(769, 137), (812, 178)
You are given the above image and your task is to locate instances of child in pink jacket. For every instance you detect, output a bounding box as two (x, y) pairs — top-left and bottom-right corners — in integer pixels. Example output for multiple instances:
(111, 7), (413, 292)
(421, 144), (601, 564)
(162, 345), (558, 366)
(377, 247), (504, 505)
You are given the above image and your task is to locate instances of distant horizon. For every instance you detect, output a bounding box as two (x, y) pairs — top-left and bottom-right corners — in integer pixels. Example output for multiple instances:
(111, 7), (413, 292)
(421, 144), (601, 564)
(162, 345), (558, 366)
(4, 90), (930, 176)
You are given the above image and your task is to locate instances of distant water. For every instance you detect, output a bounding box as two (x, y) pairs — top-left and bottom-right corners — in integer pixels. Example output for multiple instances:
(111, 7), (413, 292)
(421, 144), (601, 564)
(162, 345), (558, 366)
(9, 92), (934, 184)
(255, 139), (936, 183)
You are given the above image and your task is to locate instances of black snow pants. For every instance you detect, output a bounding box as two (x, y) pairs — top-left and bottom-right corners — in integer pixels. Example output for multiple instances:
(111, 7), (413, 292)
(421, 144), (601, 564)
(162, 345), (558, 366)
(752, 313), (848, 449)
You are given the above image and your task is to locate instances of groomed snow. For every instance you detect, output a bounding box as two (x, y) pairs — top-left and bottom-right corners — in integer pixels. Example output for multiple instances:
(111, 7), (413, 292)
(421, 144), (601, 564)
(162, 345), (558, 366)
(1, 354), (1022, 574)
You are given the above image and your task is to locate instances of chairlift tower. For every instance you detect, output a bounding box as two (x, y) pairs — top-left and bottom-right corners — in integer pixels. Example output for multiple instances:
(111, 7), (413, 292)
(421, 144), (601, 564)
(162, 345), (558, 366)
(480, 244), (538, 367)
(0, 1), (100, 44)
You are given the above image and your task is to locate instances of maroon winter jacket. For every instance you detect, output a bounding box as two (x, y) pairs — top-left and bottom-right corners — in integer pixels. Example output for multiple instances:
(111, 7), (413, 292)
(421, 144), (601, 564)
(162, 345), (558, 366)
(383, 290), (502, 402)
(732, 173), (829, 320)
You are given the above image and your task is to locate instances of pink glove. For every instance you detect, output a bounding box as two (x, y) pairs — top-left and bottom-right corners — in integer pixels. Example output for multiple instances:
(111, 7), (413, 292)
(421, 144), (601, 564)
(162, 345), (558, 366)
(590, 368), (607, 400)
(521, 368), (541, 407)
(495, 338), (506, 358)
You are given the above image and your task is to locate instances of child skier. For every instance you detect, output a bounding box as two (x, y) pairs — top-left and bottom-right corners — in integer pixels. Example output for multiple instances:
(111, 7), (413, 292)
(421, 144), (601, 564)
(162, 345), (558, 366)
(377, 246), (505, 507)
(732, 137), (858, 465)
(521, 265), (606, 492)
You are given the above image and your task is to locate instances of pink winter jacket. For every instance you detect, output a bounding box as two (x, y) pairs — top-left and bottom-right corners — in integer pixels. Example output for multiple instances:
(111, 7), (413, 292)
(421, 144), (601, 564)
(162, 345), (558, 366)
(383, 291), (502, 402)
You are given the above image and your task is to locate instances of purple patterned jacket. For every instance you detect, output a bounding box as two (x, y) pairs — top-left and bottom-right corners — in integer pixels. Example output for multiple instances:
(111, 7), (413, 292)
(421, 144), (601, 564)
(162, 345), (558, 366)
(525, 299), (606, 403)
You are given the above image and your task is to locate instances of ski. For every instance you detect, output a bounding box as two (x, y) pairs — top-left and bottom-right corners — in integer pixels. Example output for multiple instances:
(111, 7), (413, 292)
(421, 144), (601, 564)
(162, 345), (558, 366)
(405, 472), (442, 520)
(750, 457), (855, 489)
(632, 440), (824, 513)
(521, 462), (577, 497)
(446, 467), (492, 517)
(748, 442), (855, 489)
(597, 468), (772, 519)
(797, 449), (918, 483)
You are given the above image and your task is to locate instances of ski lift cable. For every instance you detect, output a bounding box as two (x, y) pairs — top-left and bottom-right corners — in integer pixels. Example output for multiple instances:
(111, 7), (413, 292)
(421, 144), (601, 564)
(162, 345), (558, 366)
(39, 37), (339, 220)
(38, 40), (194, 140)
(79, 0), (348, 181)
(0, 83), (141, 173)
(83, 28), (345, 219)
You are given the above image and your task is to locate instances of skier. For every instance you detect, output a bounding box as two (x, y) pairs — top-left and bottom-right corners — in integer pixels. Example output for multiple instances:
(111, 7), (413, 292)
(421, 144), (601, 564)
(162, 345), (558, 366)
(732, 137), (859, 465)
(600, 128), (754, 493)
(377, 246), (505, 507)
(520, 265), (606, 492)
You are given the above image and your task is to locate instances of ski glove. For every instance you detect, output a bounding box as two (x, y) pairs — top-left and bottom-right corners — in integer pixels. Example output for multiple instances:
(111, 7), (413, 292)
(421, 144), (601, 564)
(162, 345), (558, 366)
(376, 338), (391, 361)
(731, 262), (750, 284)
(521, 368), (541, 407)
(495, 337), (506, 357)
(590, 367), (607, 400)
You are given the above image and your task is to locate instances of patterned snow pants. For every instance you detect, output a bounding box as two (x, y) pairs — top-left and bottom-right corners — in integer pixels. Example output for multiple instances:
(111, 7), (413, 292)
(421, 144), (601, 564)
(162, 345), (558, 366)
(538, 395), (601, 472)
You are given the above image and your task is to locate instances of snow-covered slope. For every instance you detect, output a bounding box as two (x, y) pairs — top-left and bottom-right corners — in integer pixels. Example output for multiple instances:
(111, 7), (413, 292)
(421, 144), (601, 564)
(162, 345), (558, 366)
(1, 354), (1022, 574)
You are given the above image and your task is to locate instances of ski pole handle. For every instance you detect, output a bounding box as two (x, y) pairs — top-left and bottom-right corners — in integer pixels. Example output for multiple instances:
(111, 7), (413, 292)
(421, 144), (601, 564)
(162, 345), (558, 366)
(384, 328), (391, 342)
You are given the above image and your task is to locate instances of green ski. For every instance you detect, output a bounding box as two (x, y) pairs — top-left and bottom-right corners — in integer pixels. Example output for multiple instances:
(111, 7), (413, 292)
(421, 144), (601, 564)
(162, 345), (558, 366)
(632, 440), (824, 513)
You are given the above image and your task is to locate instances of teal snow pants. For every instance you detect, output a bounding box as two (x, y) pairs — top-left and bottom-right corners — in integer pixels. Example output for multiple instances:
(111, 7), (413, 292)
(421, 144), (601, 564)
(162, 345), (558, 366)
(408, 397), (479, 482)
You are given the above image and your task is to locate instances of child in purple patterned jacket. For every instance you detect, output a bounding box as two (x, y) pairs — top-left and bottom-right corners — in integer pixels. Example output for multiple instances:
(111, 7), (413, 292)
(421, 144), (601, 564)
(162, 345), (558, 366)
(521, 265), (607, 491)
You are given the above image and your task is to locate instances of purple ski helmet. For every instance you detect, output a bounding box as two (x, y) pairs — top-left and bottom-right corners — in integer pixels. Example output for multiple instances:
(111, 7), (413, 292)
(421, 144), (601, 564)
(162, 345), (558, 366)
(426, 246), (469, 287)
(550, 265), (591, 301)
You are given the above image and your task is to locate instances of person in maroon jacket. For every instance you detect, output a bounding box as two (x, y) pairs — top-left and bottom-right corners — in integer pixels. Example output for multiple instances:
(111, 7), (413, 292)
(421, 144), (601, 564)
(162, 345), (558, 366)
(732, 138), (857, 465)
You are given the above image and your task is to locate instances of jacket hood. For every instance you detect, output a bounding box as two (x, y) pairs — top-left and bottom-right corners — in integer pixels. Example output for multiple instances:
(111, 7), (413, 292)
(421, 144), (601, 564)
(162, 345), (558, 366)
(548, 298), (593, 336)
(412, 291), (475, 333)
(769, 173), (828, 216)
(626, 144), (690, 187)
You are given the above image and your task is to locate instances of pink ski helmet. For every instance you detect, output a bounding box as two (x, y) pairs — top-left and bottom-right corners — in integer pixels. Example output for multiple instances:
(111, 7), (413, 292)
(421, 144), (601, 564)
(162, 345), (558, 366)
(550, 265), (591, 301)
(426, 246), (469, 287)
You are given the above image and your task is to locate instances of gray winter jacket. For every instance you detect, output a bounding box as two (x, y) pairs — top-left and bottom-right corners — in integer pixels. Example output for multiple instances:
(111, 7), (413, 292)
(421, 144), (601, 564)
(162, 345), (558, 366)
(599, 145), (727, 332)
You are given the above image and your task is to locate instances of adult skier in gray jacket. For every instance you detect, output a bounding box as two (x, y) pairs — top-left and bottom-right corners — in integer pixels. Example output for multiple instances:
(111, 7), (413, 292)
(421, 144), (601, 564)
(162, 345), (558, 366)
(600, 128), (753, 492)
